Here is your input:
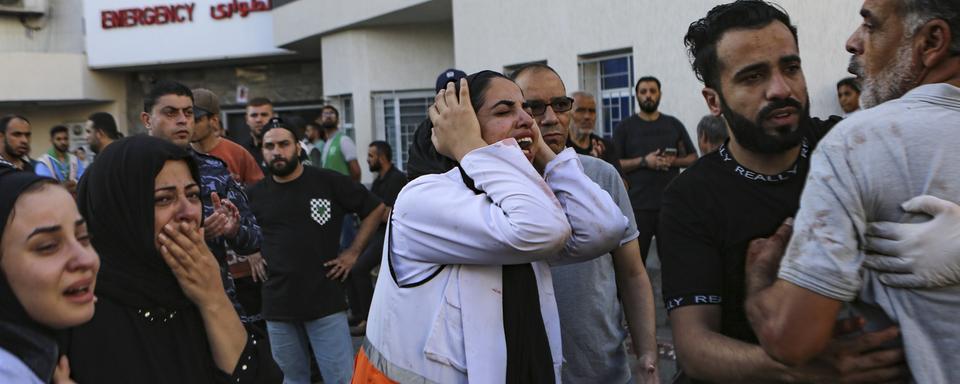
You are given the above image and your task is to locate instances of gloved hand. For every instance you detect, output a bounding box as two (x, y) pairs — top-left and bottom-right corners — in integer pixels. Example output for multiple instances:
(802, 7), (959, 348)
(863, 195), (960, 288)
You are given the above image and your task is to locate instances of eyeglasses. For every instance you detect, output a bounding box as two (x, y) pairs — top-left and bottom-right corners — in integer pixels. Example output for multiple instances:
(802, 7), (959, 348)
(523, 97), (574, 116)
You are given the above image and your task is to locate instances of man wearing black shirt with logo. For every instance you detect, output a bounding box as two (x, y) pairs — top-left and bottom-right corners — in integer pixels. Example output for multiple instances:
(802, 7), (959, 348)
(248, 118), (385, 384)
(658, 1), (906, 383)
(614, 76), (697, 262)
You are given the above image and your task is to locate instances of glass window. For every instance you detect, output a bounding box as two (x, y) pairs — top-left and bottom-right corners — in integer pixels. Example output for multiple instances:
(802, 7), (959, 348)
(579, 53), (635, 139)
(379, 92), (434, 170)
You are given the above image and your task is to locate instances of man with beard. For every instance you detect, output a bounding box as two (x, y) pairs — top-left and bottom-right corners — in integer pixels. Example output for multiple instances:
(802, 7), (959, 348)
(512, 63), (660, 383)
(317, 105), (360, 182)
(248, 118), (385, 384)
(345, 140), (406, 336)
(658, 1), (908, 382)
(84, 112), (121, 155)
(142, 80), (262, 320)
(613, 76), (697, 262)
(0, 115), (33, 172)
(743, 0), (960, 381)
(36, 125), (85, 185)
(568, 91), (622, 173)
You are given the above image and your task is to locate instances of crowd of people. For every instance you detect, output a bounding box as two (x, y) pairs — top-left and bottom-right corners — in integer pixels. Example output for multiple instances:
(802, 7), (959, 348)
(1, 0), (959, 383)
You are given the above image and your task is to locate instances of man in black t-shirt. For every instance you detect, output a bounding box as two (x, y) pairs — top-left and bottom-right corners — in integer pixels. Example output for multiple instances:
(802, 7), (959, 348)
(346, 140), (407, 336)
(613, 76), (697, 262)
(567, 91), (622, 174)
(659, 2), (906, 383)
(248, 120), (385, 384)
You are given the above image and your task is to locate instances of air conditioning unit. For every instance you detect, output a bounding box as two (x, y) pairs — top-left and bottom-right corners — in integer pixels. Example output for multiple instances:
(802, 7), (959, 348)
(0, 0), (47, 16)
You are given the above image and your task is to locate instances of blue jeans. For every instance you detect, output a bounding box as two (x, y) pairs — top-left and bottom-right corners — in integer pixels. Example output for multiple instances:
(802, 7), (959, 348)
(267, 311), (355, 384)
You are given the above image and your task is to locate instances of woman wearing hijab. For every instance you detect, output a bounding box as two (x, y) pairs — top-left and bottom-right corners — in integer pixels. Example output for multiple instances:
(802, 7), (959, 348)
(62, 135), (281, 383)
(0, 166), (99, 383)
(358, 72), (628, 383)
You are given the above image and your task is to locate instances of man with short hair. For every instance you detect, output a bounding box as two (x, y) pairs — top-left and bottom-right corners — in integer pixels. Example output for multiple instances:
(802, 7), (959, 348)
(192, 88), (264, 187)
(658, 1), (907, 382)
(85, 112), (121, 155)
(744, 0), (960, 381)
(695, 114), (728, 155)
(0, 115), (33, 172)
(346, 140), (406, 336)
(614, 76), (697, 262)
(241, 97), (275, 172)
(36, 125), (85, 184)
(303, 120), (325, 167)
(248, 119), (385, 384)
(567, 91), (622, 173)
(511, 63), (660, 383)
(142, 80), (262, 319)
(836, 77), (862, 115)
(317, 105), (360, 182)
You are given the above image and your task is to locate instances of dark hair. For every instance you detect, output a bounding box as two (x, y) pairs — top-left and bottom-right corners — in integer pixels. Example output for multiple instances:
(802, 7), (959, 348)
(369, 140), (393, 161)
(635, 76), (662, 94)
(144, 80), (193, 113)
(509, 63), (560, 81)
(836, 77), (861, 93)
(0, 115), (29, 134)
(696, 115), (729, 145)
(88, 112), (121, 139)
(902, 0), (960, 55)
(459, 70), (512, 111)
(49, 125), (68, 138)
(685, 0), (798, 89)
(319, 105), (339, 119)
(247, 97), (272, 108)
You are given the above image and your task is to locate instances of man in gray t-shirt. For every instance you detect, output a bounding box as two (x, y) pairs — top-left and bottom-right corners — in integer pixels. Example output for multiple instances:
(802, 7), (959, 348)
(743, 1), (960, 381)
(513, 63), (659, 383)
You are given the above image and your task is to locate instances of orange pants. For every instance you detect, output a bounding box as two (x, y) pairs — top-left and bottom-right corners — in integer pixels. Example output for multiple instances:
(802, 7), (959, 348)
(352, 346), (398, 384)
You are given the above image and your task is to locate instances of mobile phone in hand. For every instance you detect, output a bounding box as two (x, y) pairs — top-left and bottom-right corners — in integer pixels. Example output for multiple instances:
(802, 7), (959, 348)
(663, 147), (678, 156)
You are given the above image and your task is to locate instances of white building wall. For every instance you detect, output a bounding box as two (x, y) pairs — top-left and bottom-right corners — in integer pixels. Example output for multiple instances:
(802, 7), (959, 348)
(322, 22), (454, 182)
(453, 0), (863, 144)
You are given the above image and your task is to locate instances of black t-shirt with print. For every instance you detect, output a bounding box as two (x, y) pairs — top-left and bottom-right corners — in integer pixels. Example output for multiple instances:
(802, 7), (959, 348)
(658, 116), (839, 344)
(612, 113), (695, 210)
(248, 166), (381, 321)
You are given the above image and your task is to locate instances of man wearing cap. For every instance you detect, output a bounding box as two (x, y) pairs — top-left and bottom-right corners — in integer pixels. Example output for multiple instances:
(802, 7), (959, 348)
(249, 118), (385, 384)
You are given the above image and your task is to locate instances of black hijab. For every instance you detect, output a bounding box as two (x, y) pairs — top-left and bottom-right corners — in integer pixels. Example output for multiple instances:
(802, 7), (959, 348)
(0, 167), (59, 382)
(77, 135), (199, 309)
(403, 71), (555, 382)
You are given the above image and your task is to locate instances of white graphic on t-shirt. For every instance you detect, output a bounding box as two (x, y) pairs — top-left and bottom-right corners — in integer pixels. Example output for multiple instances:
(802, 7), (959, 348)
(310, 198), (331, 225)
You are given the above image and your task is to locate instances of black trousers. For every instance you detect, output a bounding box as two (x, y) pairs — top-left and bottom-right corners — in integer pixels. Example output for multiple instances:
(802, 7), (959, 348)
(633, 209), (659, 265)
(346, 227), (386, 321)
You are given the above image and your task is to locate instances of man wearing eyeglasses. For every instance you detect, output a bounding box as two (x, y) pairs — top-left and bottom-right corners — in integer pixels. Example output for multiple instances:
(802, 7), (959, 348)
(511, 63), (660, 384)
(613, 76), (697, 263)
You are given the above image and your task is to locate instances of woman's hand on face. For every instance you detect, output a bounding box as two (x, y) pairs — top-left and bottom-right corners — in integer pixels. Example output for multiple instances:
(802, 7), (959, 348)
(428, 78), (487, 161)
(158, 222), (227, 310)
(531, 120), (557, 173)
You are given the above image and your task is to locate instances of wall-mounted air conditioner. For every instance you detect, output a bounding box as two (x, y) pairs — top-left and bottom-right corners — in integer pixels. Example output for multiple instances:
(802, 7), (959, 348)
(0, 0), (47, 16)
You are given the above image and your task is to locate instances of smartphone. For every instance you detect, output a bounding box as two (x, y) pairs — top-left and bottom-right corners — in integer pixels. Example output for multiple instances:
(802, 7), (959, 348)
(663, 147), (678, 156)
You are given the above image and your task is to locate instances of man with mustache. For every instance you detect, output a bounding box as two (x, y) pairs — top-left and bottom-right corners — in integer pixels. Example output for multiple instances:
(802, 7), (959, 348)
(248, 118), (385, 384)
(0, 115), (33, 172)
(36, 125), (85, 186)
(658, 1), (907, 382)
(512, 63), (659, 383)
(744, 0), (960, 381)
(614, 76), (697, 263)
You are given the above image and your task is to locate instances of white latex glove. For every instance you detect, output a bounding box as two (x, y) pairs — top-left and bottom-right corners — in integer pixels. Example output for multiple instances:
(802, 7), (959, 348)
(863, 195), (960, 288)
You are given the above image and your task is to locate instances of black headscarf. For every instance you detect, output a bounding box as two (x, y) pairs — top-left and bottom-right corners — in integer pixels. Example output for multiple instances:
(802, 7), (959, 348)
(0, 167), (59, 382)
(403, 71), (555, 382)
(77, 135), (199, 309)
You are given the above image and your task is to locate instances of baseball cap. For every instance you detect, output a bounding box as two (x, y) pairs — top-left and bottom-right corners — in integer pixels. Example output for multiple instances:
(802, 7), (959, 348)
(192, 88), (221, 118)
(435, 68), (467, 93)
